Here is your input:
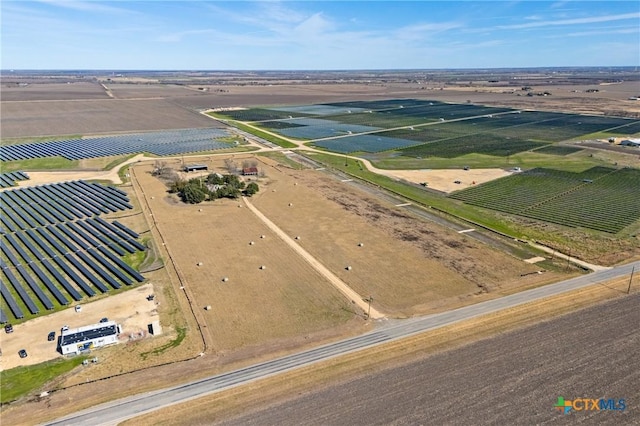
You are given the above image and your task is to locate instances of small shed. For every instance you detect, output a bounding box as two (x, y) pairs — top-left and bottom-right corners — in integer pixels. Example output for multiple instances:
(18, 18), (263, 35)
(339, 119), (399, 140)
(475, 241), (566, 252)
(148, 321), (163, 335)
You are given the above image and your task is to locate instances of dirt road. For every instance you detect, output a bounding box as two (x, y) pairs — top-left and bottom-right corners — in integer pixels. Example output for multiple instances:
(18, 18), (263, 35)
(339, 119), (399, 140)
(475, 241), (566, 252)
(242, 196), (384, 319)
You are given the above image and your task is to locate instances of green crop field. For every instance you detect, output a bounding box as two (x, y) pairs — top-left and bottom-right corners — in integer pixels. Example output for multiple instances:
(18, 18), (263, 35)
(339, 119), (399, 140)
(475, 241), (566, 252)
(449, 167), (640, 233)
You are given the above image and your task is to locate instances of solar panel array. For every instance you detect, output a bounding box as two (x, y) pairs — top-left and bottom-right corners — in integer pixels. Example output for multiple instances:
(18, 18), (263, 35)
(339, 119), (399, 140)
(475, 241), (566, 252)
(0, 128), (232, 162)
(0, 181), (145, 322)
(0, 171), (29, 188)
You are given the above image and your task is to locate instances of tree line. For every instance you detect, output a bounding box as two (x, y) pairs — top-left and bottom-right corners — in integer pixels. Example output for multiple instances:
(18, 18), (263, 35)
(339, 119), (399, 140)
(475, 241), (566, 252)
(169, 173), (259, 204)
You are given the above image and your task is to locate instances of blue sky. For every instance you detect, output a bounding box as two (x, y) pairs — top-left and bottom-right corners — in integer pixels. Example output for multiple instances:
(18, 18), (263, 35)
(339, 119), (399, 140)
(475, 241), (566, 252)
(1, 1), (639, 70)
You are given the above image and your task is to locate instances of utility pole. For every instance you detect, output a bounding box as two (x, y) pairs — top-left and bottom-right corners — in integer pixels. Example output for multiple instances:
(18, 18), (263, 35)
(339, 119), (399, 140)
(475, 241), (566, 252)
(365, 296), (373, 319)
(627, 266), (635, 294)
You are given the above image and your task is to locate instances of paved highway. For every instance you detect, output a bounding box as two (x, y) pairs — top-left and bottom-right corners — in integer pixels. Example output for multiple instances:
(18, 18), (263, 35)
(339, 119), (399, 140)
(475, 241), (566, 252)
(45, 260), (639, 426)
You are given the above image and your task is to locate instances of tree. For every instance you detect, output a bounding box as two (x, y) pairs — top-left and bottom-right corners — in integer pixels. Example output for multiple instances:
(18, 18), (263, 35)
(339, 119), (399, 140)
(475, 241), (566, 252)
(223, 174), (244, 189)
(152, 160), (174, 179)
(181, 183), (206, 204)
(168, 177), (187, 194)
(243, 182), (259, 197)
(216, 185), (240, 199)
(224, 158), (237, 174)
(206, 173), (224, 185)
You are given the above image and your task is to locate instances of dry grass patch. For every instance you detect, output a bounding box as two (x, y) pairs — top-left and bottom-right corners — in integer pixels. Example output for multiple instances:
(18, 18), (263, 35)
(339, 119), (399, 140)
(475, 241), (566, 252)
(250, 159), (550, 316)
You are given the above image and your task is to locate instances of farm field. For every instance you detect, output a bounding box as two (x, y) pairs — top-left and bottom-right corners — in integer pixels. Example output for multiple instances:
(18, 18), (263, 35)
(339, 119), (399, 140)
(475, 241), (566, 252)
(0, 82), (109, 101)
(103, 83), (200, 99)
(0, 99), (219, 138)
(449, 167), (640, 234)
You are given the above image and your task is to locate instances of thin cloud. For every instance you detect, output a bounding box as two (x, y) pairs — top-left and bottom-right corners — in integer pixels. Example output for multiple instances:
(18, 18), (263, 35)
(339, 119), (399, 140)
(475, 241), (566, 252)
(155, 29), (216, 43)
(566, 27), (640, 37)
(394, 21), (463, 42)
(34, 0), (136, 15)
(496, 12), (640, 30)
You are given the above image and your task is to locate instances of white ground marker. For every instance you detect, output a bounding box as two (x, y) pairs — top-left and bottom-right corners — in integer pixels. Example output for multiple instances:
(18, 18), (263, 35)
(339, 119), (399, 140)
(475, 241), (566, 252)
(458, 228), (476, 234)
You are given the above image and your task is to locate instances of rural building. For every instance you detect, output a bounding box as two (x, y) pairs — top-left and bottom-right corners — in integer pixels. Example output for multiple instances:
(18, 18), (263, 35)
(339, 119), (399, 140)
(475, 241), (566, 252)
(242, 167), (259, 176)
(620, 139), (640, 147)
(184, 164), (208, 172)
(60, 321), (120, 355)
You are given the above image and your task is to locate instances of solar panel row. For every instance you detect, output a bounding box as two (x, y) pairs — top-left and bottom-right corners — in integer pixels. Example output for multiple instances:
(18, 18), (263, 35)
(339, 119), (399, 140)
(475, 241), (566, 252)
(0, 128), (232, 161)
(0, 182), (146, 320)
(1, 259), (38, 314)
(0, 171), (29, 188)
(0, 216), (145, 311)
(0, 280), (24, 319)
(0, 181), (132, 232)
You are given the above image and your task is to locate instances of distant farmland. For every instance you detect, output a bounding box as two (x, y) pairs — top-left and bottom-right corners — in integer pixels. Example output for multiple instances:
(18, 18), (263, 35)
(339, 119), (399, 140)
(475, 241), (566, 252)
(449, 167), (640, 234)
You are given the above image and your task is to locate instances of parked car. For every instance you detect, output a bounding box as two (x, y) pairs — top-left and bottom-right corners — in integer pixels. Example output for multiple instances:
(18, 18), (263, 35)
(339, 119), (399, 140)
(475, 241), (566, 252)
(48, 331), (56, 341)
(61, 325), (69, 332)
(454, 180), (462, 184)
(4, 324), (13, 333)
(99, 317), (109, 323)
(75, 305), (82, 312)
(18, 349), (27, 358)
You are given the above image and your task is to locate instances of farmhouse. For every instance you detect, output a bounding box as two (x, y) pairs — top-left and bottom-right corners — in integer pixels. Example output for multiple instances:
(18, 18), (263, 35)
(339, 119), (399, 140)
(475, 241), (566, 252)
(184, 164), (208, 172)
(242, 167), (259, 176)
(60, 321), (120, 355)
(620, 139), (640, 147)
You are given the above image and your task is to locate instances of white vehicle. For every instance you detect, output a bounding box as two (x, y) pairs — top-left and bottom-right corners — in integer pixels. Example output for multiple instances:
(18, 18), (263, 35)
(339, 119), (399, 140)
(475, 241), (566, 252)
(75, 305), (82, 313)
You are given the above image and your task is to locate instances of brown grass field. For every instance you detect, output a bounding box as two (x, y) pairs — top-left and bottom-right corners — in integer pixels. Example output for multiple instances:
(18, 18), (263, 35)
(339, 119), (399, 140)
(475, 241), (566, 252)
(1, 82), (109, 101)
(0, 98), (219, 138)
(105, 83), (202, 99)
(130, 159), (364, 355)
(133, 154), (557, 323)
